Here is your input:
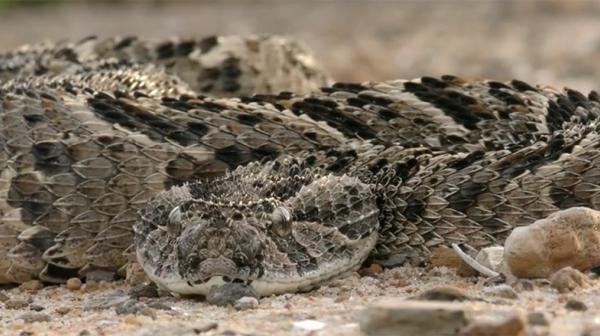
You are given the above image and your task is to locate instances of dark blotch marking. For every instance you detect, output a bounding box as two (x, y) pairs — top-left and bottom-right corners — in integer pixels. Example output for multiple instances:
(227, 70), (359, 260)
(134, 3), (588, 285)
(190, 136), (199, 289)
(32, 141), (66, 160)
(404, 198), (426, 222)
(222, 57), (242, 78)
(357, 93), (395, 106)
(421, 76), (449, 89)
(403, 81), (484, 129)
(331, 82), (368, 94)
(487, 81), (512, 90)
(114, 36), (137, 50)
(291, 98), (378, 139)
(202, 67), (221, 80)
(161, 96), (195, 111)
(187, 121), (210, 137)
(23, 113), (47, 125)
(448, 150), (484, 170)
(175, 40), (196, 57)
(214, 144), (255, 170)
(566, 89), (592, 109)
(236, 114), (262, 126)
(198, 36), (218, 53)
(156, 41), (175, 59)
(511, 79), (538, 92)
(447, 181), (487, 211)
(377, 108), (400, 121)
(223, 80), (241, 93)
(252, 144), (280, 162)
(488, 88), (525, 106)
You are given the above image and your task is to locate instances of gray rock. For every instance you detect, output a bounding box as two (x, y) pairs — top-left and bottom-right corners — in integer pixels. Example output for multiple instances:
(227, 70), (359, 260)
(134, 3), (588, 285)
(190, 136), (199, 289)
(128, 283), (159, 299)
(565, 299), (587, 311)
(206, 283), (258, 307)
(360, 299), (469, 336)
(29, 304), (45, 312)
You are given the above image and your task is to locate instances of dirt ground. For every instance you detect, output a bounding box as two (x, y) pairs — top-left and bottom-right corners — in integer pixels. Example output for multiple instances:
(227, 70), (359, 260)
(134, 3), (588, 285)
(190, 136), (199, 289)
(2, 1), (600, 335)
(1, 0), (600, 92)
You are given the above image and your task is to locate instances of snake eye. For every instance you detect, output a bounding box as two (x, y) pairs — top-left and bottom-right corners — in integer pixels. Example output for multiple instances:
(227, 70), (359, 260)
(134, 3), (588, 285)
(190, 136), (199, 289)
(271, 206), (292, 237)
(167, 206), (182, 235)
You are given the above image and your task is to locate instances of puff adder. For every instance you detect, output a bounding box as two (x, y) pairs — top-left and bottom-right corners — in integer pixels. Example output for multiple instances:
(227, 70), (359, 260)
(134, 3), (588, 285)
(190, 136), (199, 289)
(1, 35), (600, 296)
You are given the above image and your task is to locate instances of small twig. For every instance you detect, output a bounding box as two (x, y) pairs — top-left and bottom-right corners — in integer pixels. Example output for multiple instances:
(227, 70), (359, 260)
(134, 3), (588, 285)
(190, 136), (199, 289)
(452, 243), (499, 277)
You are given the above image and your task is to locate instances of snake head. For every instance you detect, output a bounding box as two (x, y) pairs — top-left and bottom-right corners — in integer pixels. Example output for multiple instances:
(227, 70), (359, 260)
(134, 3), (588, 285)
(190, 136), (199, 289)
(135, 158), (380, 296)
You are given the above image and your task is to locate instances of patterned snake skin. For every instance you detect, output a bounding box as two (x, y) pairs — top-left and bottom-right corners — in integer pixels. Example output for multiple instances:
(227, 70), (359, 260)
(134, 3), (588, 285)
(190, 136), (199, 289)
(2, 35), (600, 296)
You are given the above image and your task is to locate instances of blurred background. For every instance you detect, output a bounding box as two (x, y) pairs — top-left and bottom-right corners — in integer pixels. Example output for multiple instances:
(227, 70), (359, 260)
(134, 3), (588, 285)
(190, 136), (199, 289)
(0, 0), (599, 92)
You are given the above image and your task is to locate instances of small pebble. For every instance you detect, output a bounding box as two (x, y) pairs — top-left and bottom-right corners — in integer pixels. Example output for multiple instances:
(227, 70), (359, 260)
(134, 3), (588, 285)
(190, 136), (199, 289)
(66, 278), (82, 291)
(123, 315), (141, 325)
(359, 263), (384, 277)
(550, 267), (592, 293)
(527, 311), (550, 326)
(5, 299), (29, 309)
(17, 313), (51, 323)
(513, 280), (534, 292)
(83, 280), (100, 292)
(234, 296), (259, 310)
(412, 285), (473, 302)
(565, 299), (587, 311)
(206, 283), (258, 307)
(19, 280), (43, 291)
(29, 304), (45, 312)
(0, 292), (9, 302)
(293, 320), (326, 332)
(482, 284), (519, 300)
(461, 312), (526, 336)
(55, 307), (71, 315)
(128, 283), (159, 299)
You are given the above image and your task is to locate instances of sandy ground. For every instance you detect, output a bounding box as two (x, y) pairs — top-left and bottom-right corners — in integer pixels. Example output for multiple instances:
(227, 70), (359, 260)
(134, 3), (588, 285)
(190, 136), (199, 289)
(2, 266), (600, 336)
(2, 1), (600, 335)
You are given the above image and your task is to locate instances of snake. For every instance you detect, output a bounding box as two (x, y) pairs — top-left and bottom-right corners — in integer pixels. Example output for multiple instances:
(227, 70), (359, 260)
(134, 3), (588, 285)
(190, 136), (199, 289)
(1, 35), (600, 296)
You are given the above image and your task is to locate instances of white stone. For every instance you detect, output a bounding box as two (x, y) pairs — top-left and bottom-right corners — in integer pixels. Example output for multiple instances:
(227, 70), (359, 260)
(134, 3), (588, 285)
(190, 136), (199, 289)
(293, 319), (326, 331)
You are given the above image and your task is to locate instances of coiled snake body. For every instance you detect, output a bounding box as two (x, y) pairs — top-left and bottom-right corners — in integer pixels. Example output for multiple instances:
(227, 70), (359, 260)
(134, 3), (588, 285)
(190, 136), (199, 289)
(1, 35), (600, 295)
